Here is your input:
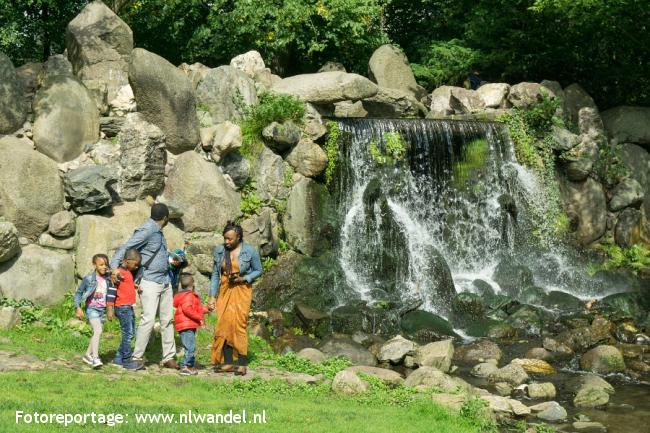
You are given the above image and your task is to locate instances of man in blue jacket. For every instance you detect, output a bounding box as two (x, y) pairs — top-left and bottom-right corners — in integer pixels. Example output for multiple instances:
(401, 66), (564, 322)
(110, 203), (177, 370)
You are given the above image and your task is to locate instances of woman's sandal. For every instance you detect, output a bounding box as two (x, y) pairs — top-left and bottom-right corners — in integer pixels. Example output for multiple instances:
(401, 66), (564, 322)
(215, 364), (235, 373)
(234, 366), (247, 376)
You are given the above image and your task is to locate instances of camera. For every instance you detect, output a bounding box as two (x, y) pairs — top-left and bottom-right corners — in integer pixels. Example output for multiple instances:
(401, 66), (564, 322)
(228, 272), (240, 284)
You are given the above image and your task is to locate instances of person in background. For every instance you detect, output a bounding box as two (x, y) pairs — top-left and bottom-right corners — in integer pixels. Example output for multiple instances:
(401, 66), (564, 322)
(168, 248), (189, 294)
(106, 248), (141, 368)
(74, 254), (112, 369)
(173, 274), (209, 376)
(468, 69), (482, 90)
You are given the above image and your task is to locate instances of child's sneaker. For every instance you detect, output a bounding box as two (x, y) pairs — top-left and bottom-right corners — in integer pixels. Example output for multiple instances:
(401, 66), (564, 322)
(92, 358), (103, 369)
(82, 354), (94, 366)
(179, 366), (198, 376)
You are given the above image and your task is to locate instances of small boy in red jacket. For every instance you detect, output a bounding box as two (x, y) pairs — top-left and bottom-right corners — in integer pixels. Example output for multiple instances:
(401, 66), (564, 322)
(173, 274), (208, 376)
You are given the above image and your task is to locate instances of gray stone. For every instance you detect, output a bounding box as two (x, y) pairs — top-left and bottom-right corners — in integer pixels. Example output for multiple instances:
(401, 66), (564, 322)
(404, 367), (472, 393)
(494, 382), (513, 396)
(262, 121), (301, 153)
(253, 147), (290, 202)
(477, 83), (510, 108)
(480, 395), (531, 416)
(108, 84), (136, 116)
(196, 65), (258, 124)
(609, 178), (644, 211)
(332, 370), (369, 395)
(562, 135), (600, 181)
(508, 82), (544, 108)
(271, 71), (378, 104)
(117, 113), (166, 201)
(98, 116), (124, 138)
(564, 83), (598, 126)
(572, 421), (607, 432)
(161, 151), (240, 232)
(0, 222), (20, 263)
(527, 382), (557, 399)
(551, 125), (580, 151)
(529, 401), (567, 421)
(178, 62), (210, 89)
(580, 345), (625, 374)
(0, 138), (64, 239)
(470, 362), (499, 378)
(572, 374), (615, 408)
(65, 0), (133, 113)
(241, 208), (277, 257)
(378, 335), (417, 364)
(129, 48), (199, 154)
(64, 165), (116, 213)
(602, 106), (650, 145)
(430, 86), (484, 117)
(41, 54), (73, 79)
(211, 121), (242, 162)
(454, 340), (503, 365)
(615, 208), (642, 248)
(230, 50), (266, 78)
(0, 306), (20, 329)
(319, 336), (377, 366)
(296, 348), (326, 364)
(489, 363), (529, 386)
(33, 75), (99, 162)
(560, 177), (607, 246)
(286, 140), (328, 178)
(220, 153), (250, 188)
(368, 44), (422, 98)
(0, 53), (27, 134)
(414, 339), (454, 372)
(333, 100), (367, 118)
(579, 107), (605, 135)
(303, 103), (327, 141)
(0, 244), (74, 305)
(344, 365), (404, 387)
(362, 87), (427, 118)
(318, 62), (346, 73)
(38, 233), (74, 250)
(283, 177), (335, 256)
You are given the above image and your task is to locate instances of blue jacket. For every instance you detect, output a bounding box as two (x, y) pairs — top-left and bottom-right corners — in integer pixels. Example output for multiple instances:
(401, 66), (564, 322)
(209, 242), (263, 297)
(110, 219), (170, 285)
(74, 272), (111, 308)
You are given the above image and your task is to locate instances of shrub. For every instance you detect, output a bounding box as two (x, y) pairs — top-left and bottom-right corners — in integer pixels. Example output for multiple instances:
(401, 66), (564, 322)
(325, 121), (340, 187)
(410, 40), (480, 90)
(240, 181), (263, 216)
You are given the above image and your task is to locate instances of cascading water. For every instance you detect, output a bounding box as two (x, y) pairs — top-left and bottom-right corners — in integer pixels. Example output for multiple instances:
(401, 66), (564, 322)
(330, 118), (618, 328)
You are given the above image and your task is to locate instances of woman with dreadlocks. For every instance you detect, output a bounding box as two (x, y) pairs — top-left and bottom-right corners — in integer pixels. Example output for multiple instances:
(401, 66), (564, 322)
(208, 221), (263, 376)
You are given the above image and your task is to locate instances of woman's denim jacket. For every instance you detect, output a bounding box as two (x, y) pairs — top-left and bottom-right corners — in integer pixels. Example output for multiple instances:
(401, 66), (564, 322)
(209, 242), (263, 297)
(74, 272), (109, 308)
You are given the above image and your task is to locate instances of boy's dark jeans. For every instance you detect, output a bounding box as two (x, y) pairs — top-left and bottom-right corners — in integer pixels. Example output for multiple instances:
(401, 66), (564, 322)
(179, 329), (196, 368)
(115, 305), (135, 363)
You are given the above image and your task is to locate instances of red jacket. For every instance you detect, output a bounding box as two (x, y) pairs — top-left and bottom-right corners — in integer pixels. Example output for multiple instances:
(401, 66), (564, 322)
(173, 291), (208, 332)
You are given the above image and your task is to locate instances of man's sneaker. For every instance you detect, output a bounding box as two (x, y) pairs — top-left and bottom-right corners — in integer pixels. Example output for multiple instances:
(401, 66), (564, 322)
(112, 358), (124, 367)
(161, 359), (179, 370)
(82, 354), (94, 366)
(123, 359), (145, 371)
(179, 366), (198, 376)
(92, 358), (103, 369)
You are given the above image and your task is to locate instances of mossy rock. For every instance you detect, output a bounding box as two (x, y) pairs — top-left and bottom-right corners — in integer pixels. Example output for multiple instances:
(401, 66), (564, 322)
(519, 286), (547, 305)
(507, 304), (548, 337)
(493, 259), (534, 298)
(400, 310), (459, 341)
(451, 292), (486, 324)
(597, 291), (648, 322)
(472, 279), (496, 297)
(542, 290), (585, 312)
(464, 318), (517, 339)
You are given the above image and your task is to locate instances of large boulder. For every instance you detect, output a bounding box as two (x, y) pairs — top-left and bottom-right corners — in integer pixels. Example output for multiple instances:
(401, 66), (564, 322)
(609, 178), (644, 211)
(117, 113), (166, 200)
(211, 121), (243, 162)
(32, 75), (99, 162)
(74, 200), (182, 276)
(454, 340), (503, 365)
(344, 365), (404, 387)
(220, 153), (250, 188)
(571, 374), (615, 408)
(561, 135), (600, 182)
(0, 138), (64, 239)
(65, 0), (133, 113)
(286, 140), (328, 178)
(161, 151), (240, 232)
(378, 335), (417, 364)
(0, 244), (74, 305)
(362, 87), (427, 118)
(0, 53), (27, 134)
(615, 208), (643, 248)
(404, 367), (472, 393)
(0, 222), (19, 263)
(560, 177), (607, 246)
(64, 165), (117, 214)
(318, 336), (377, 366)
(178, 62), (211, 89)
(196, 66), (257, 124)
(508, 82), (544, 108)
(230, 50), (267, 78)
(602, 106), (650, 145)
(262, 121), (301, 153)
(429, 86), (484, 117)
(283, 177), (336, 256)
(129, 48), (199, 154)
(580, 345), (625, 374)
(368, 44), (422, 99)
(477, 83), (510, 108)
(413, 339), (454, 372)
(271, 71), (378, 104)
(253, 147), (291, 202)
(331, 370), (370, 395)
(489, 363), (529, 386)
(240, 207), (277, 257)
(564, 83), (598, 126)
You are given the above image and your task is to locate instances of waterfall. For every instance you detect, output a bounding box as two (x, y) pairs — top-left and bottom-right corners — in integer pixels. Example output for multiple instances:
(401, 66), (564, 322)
(330, 118), (612, 320)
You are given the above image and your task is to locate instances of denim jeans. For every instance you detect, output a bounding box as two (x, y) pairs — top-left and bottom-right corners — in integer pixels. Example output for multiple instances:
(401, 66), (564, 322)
(115, 305), (135, 363)
(179, 329), (196, 368)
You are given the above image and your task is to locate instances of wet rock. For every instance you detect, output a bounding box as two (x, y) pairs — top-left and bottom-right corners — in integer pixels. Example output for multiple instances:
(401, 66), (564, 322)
(489, 363), (529, 386)
(480, 394), (531, 416)
(332, 370), (369, 395)
(572, 421), (607, 433)
(413, 339), (454, 372)
(524, 347), (554, 361)
(451, 292), (485, 323)
(580, 345), (625, 374)
(400, 310), (458, 341)
(527, 382), (557, 399)
(572, 374), (615, 408)
(471, 362), (499, 378)
(378, 335), (417, 364)
(507, 304), (547, 337)
(510, 358), (556, 375)
(454, 340), (503, 365)
(529, 401), (566, 421)
(493, 260), (534, 298)
(542, 290), (585, 312)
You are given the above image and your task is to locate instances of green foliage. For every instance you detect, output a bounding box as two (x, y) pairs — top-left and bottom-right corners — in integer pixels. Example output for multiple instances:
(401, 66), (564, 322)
(452, 139), (488, 188)
(250, 350), (352, 380)
(325, 121), (340, 187)
(501, 94), (569, 244)
(369, 132), (407, 165)
(278, 238), (290, 253)
(591, 242), (650, 275)
(594, 141), (630, 188)
(283, 165), (295, 188)
(459, 396), (497, 433)
(262, 256), (275, 272)
(410, 40), (480, 89)
(354, 374), (419, 407)
(240, 181), (263, 216)
(240, 92), (305, 161)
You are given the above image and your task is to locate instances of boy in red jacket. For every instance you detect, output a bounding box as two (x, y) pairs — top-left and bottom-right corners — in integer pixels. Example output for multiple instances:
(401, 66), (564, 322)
(173, 274), (209, 376)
